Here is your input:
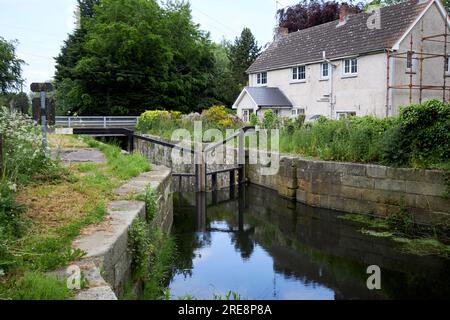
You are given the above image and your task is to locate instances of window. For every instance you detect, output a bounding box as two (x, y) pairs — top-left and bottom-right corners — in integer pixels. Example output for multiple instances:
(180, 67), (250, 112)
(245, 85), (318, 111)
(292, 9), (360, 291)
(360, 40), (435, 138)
(406, 51), (416, 73)
(343, 58), (358, 76)
(292, 66), (306, 81)
(256, 72), (267, 85)
(242, 110), (251, 123)
(321, 63), (330, 79)
(291, 108), (305, 118)
(337, 111), (356, 119)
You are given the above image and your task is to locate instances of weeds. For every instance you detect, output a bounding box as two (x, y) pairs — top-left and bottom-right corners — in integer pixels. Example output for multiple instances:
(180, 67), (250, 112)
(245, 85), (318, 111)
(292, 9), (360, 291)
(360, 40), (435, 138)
(340, 213), (450, 259)
(0, 129), (151, 299)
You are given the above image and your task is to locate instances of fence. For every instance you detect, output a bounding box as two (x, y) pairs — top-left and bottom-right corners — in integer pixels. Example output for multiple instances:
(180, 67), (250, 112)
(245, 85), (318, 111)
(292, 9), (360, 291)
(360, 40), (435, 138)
(56, 116), (138, 128)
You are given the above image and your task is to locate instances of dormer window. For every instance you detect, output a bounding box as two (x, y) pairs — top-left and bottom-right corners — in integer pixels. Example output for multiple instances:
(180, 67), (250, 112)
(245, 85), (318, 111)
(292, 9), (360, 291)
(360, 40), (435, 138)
(292, 66), (306, 81)
(256, 72), (267, 85)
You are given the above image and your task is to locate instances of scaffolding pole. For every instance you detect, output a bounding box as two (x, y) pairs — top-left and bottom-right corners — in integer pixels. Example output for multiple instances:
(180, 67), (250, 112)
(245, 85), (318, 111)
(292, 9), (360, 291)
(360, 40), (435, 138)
(386, 18), (450, 109)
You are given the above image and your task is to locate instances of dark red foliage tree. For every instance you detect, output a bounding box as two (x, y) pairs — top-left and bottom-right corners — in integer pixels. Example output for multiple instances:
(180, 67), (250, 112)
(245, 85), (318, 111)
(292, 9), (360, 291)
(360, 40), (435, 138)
(277, 0), (364, 33)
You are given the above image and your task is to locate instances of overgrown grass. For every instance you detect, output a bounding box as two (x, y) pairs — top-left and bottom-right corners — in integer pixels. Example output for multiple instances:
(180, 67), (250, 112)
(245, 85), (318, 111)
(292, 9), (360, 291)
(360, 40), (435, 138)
(280, 100), (449, 170)
(0, 134), (152, 299)
(142, 230), (175, 300)
(1, 272), (73, 300)
(126, 185), (176, 301)
(280, 116), (395, 163)
(83, 137), (151, 179)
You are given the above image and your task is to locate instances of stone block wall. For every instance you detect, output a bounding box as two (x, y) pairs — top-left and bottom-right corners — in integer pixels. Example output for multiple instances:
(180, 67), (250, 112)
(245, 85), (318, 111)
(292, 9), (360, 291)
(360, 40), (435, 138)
(73, 166), (173, 300)
(135, 135), (240, 192)
(248, 157), (449, 225)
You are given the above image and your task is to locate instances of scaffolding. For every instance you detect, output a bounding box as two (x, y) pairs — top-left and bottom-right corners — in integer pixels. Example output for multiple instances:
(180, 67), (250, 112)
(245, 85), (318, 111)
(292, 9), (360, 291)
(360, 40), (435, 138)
(386, 18), (450, 116)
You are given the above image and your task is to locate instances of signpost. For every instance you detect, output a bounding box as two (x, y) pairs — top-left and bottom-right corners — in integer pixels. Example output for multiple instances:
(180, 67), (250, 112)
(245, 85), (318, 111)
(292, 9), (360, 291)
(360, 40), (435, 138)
(31, 82), (54, 156)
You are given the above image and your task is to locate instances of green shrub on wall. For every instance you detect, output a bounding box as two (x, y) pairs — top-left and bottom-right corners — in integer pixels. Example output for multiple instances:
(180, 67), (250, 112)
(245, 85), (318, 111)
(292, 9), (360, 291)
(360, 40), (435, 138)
(280, 100), (449, 169)
(382, 99), (450, 168)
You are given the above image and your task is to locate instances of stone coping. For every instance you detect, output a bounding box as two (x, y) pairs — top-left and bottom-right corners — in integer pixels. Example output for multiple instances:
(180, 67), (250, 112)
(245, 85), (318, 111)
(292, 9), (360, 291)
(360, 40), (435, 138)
(69, 167), (172, 300)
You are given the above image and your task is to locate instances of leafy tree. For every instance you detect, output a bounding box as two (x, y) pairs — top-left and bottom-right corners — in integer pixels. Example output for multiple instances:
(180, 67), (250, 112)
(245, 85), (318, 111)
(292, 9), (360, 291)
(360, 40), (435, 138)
(227, 28), (260, 88)
(55, 0), (217, 115)
(277, 0), (364, 33)
(6, 92), (30, 114)
(0, 37), (24, 95)
(209, 42), (240, 107)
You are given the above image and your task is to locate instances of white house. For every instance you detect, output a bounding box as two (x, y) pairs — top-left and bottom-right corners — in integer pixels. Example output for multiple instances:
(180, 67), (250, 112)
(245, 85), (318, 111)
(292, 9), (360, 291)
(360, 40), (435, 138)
(233, 0), (450, 121)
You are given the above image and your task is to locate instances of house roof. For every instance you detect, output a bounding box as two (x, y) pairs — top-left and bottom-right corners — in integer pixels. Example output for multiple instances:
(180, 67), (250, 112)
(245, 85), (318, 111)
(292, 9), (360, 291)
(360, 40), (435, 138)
(247, 0), (430, 74)
(245, 87), (293, 107)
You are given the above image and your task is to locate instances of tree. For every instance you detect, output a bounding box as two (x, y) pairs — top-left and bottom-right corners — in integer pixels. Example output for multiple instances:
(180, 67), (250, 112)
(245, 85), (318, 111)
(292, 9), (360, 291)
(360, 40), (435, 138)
(277, 0), (364, 33)
(208, 42), (240, 107)
(0, 37), (24, 95)
(227, 28), (260, 88)
(54, 0), (217, 115)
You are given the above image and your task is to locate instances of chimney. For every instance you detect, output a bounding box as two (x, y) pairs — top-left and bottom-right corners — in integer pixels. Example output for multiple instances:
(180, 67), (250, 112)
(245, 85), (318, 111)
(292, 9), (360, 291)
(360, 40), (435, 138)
(338, 4), (352, 26)
(274, 26), (289, 41)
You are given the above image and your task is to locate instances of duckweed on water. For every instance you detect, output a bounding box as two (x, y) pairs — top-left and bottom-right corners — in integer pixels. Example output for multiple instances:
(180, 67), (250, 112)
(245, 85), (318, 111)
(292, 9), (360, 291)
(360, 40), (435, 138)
(340, 214), (450, 259)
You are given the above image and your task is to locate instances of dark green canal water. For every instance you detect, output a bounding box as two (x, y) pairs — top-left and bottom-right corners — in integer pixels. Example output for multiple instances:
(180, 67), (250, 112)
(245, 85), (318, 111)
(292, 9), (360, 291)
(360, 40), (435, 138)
(168, 184), (450, 300)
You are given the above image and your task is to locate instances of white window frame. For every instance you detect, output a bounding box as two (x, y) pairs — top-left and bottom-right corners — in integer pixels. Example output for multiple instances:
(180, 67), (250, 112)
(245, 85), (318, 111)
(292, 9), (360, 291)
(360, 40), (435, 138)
(292, 65), (306, 82)
(242, 109), (251, 123)
(320, 63), (330, 80)
(342, 58), (358, 77)
(256, 72), (267, 86)
(291, 107), (306, 118)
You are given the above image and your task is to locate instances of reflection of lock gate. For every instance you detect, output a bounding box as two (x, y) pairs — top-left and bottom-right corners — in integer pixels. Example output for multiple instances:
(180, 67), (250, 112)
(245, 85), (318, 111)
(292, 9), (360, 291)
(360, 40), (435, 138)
(57, 125), (255, 193)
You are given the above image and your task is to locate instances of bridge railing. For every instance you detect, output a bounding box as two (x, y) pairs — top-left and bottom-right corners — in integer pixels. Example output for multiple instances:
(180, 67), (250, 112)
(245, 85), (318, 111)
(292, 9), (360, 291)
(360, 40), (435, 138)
(56, 116), (138, 128)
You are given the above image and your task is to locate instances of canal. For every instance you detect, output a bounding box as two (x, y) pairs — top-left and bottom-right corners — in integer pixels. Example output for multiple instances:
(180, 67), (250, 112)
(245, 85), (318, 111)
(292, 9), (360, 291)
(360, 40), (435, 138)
(168, 184), (450, 300)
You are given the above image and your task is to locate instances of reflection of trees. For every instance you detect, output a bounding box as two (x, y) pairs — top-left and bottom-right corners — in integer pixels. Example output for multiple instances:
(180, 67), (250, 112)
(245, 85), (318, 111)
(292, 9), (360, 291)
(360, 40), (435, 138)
(172, 193), (212, 278)
(230, 229), (256, 260)
(173, 232), (212, 278)
(208, 205), (258, 261)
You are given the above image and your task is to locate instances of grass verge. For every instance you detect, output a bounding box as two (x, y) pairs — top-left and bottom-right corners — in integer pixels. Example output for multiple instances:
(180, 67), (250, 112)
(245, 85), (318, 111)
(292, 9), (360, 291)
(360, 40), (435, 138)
(0, 134), (151, 299)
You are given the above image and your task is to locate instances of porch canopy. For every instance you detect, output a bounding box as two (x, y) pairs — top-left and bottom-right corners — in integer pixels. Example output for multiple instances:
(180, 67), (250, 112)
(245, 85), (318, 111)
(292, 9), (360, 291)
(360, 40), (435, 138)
(233, 87), (293, 110)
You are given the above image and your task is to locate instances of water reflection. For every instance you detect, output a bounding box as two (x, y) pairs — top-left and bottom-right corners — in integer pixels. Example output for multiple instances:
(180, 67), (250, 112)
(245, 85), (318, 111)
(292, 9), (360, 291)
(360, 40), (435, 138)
(169, 185), (450, 300)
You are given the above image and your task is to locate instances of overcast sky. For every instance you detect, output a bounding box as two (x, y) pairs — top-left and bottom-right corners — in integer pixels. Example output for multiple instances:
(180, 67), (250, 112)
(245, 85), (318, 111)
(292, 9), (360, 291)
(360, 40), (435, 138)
(0, 0), (302, 91)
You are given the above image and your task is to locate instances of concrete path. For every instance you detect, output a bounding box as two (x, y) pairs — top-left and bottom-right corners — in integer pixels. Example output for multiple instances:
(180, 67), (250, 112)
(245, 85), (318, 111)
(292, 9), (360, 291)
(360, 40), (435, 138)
(51, 148), (106, 164)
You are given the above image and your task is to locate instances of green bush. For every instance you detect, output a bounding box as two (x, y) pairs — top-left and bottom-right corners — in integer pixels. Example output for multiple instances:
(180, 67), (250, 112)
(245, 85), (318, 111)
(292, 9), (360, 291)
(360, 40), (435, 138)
(129, 219), (151, 279)
(281, 115), (395, 163)
(0, 106), (59, 184)
(280, 100), (449, 169)
(249, 113), (259, 126)
(136, 106), (243, 139)
(381, 99), (450, 168)
(263, 110), (277, 129)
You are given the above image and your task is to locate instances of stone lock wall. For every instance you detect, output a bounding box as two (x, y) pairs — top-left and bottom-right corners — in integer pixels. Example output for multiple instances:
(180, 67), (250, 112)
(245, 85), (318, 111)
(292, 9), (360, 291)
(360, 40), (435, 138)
(135, 135), (240, 192)
(73, 166), (173, 300)
(248, 157), (450, 225)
